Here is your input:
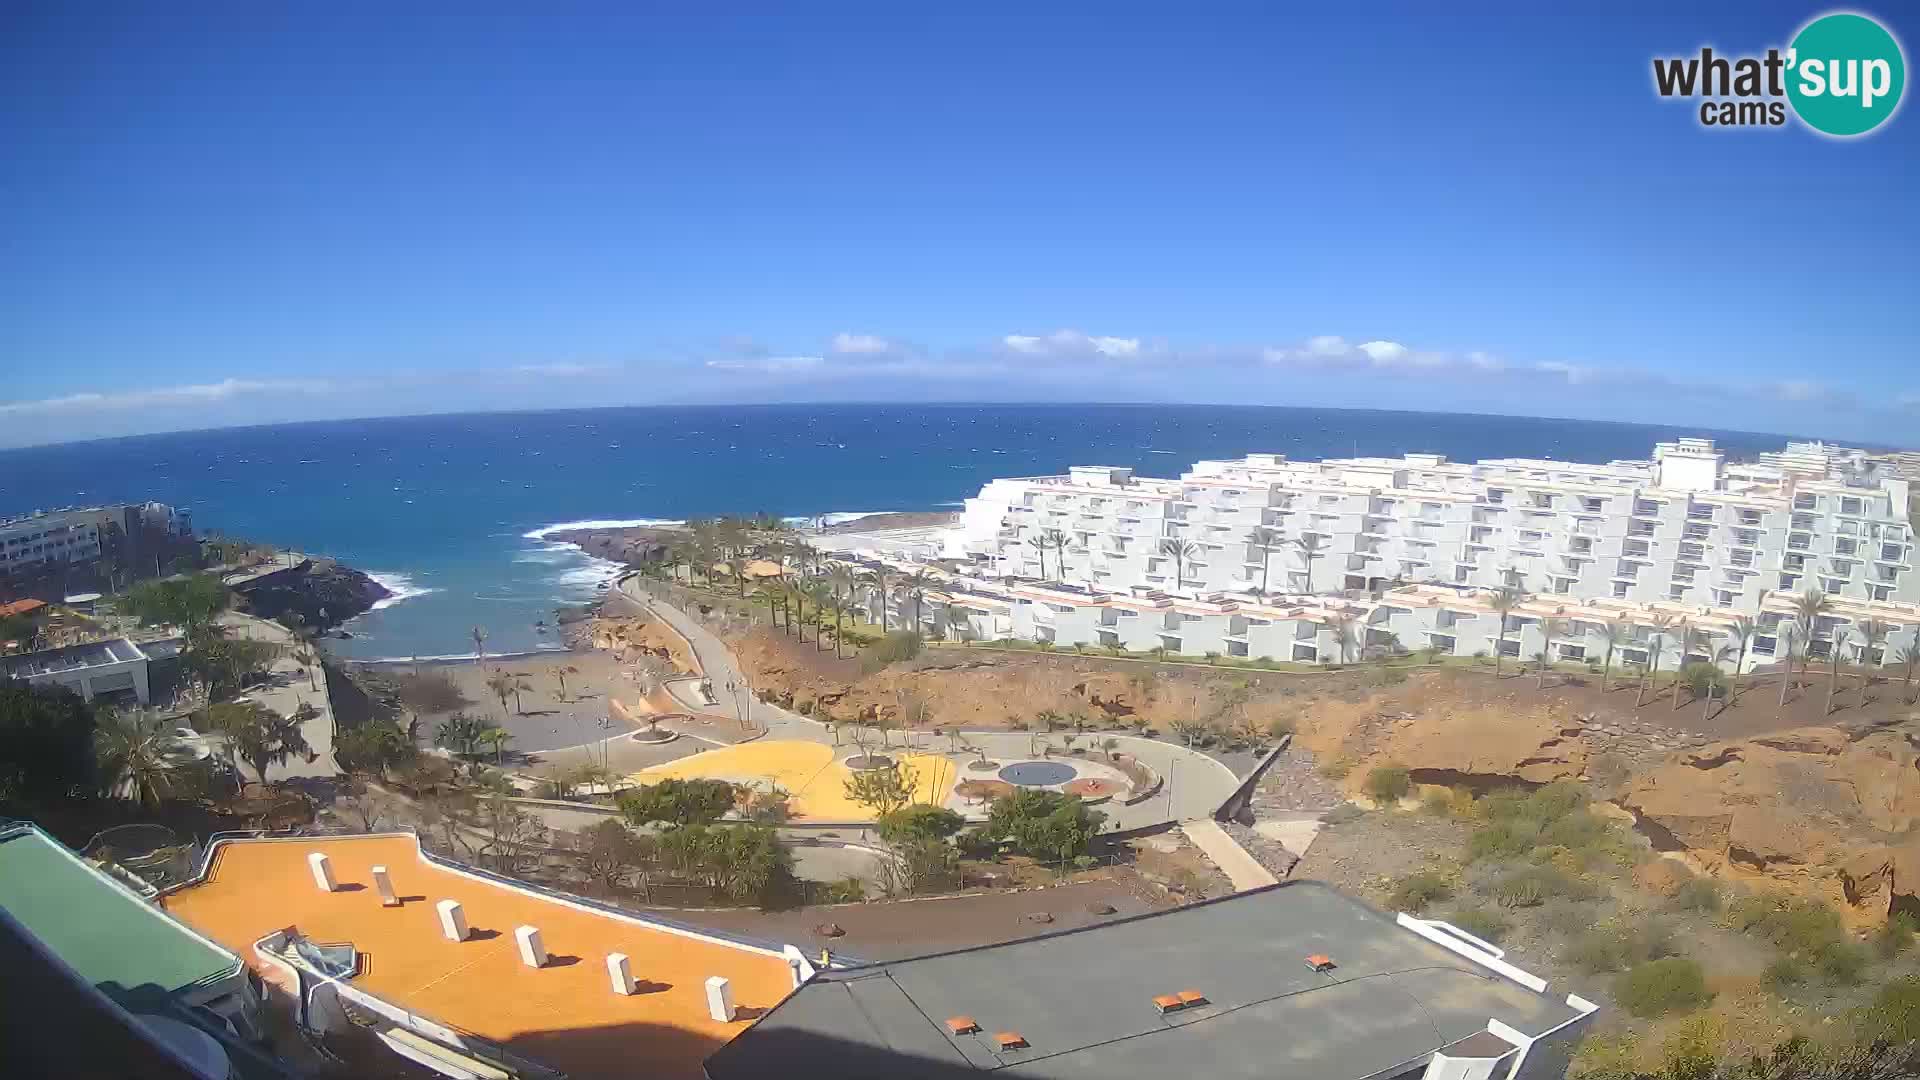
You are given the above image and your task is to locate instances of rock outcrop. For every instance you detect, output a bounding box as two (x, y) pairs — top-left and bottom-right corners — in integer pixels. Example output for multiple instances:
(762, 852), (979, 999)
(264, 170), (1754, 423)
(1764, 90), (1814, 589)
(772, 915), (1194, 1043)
(232, 558), (390, 630)
(1619, 726), (1920, 922)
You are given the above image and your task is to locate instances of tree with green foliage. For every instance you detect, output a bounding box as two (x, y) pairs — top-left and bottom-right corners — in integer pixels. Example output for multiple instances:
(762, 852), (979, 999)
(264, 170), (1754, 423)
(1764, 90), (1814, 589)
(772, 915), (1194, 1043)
(579, 819), (651, 890)
(183, 624), (280, 704)
(844, 761), (920, 817)
(93, 709), (196, 808)
(1488, 586), (1525, 678)
(121, 573), (230, 629)
(655, 822), (792, 903)
(484, 669), (516, 720)
(434, 712), (490, 758)
(0, 678), (98, 807)
(1615, 957), (1711, 1018)
(209, 700), (312, 786)
(986, 788), (1105, 863)
(618, 777), (738, 827)
(334, 719), (414, 778)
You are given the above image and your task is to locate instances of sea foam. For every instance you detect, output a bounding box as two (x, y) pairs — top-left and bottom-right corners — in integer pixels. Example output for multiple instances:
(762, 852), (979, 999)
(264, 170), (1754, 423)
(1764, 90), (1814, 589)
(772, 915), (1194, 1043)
(366, 572), (441, 611)
(520, 518), (682, 541)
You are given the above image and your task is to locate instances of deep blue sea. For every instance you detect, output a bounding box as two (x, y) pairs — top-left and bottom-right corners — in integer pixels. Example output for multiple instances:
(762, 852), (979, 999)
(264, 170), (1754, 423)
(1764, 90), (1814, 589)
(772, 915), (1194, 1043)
(0, 404), (1805, 660)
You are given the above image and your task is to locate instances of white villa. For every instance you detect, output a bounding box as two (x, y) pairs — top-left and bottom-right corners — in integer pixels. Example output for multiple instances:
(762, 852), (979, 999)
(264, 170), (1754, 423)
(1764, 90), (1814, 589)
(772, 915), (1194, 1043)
(823, 438), (1920, 672)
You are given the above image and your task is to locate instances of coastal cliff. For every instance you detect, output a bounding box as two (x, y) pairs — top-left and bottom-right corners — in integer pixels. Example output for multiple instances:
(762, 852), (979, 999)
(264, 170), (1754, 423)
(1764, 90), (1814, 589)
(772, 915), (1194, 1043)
(546, 525), (684, 568)
(231, 558), (391, 630)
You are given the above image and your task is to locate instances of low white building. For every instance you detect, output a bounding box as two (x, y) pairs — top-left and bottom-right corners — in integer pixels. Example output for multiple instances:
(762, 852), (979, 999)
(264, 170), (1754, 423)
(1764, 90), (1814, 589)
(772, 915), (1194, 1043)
(0, 638), (153, 705)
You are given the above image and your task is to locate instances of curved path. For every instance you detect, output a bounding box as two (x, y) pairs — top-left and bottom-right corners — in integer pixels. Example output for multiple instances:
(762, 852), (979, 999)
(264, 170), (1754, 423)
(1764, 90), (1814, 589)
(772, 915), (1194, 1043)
(593, 575), (1242, 830)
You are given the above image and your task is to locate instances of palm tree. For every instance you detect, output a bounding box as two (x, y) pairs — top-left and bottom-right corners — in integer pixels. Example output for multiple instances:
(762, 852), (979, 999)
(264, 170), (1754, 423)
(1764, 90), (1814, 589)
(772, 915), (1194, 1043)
(1857, 618), (1890, 689)
(825, 592), (849, 659)
(94, 710), (195, 809)
(947, 604), (973, 644)
(1896, 641), (1920, 705)
(1792, 590), (1831, 684)
(1158, 538), (1198, 596)
(1293, 534), (1325, 593)
(1671, 619), (1692, 711)
(1826, 627), (1854, 715)
(471, 625), (488, 662)
(211, 701), (312, 787)
(512, 677), (533, 714)
(1045, 529), (1071, 582)
(554, 664), (578, 702)
(1776, 621), (1805, 711)
(902, 569), (933, 635)
(1596, 619), (1628, 693)
(1246, 526), (1281, 595)
(803, 579), (832, 650)
(862, 567), (891, 631)
(1025, 533), (1049, 580)
(1536, 618), (1566, 687)
(1721, 617), (1757, 704)
(479, 726), (514, 766)
(485, 670), (516, 720)
(1327, 614), (1358, 664)
(1487, 586), (1525, 677)
(1638, 615), (1673, 707)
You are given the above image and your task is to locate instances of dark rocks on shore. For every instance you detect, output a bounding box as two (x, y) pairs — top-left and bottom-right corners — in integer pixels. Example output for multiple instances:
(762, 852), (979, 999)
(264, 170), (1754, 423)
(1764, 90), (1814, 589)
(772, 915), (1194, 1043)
(232, 558), (391, 630)
(546, 527), (682, 569)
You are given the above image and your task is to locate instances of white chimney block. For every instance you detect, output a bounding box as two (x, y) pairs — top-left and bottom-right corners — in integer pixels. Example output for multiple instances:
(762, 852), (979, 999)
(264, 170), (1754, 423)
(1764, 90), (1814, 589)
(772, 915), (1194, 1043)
(606, 953), (635, 995)
(307, 852), (336, 893)
(436, 899), (469, 942)
(371, 865), (399, 907)
(705, 975), (736, 1022)
(515, 925), (547, 968)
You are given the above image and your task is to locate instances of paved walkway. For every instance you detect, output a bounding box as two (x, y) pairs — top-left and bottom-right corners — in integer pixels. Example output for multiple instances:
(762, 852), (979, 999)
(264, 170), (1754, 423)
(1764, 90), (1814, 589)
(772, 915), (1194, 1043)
(1180, 819), (1279, 892)
(216, 611), (339, 781)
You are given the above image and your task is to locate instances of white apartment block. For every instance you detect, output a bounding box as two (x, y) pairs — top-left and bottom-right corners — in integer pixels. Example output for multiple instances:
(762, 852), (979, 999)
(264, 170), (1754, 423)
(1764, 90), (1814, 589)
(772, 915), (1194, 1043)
(945, 438), (1916, 615)
(0, 509), (105, 576)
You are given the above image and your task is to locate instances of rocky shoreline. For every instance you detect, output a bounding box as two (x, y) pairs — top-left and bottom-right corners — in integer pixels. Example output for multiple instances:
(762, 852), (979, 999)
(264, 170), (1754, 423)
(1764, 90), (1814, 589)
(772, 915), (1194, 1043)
(546, 525), (684, 569)
(817, 510), (957, 533)
(230, 558), (392, 631)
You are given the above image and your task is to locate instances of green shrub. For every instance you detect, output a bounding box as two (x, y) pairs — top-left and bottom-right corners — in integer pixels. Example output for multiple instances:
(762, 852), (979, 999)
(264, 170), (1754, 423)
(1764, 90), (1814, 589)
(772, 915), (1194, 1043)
(1565, 931), (1625, 974)
(1364, 765), (1411, 803)
(1469, 818), (1544, 862)
(1541, 810), (1609, 850)
(1863, 977), (1920, 1044)
(1420, 788), (1453, 816)
(1615, 957), (1712, 1018)
(1479, 787), (1536, 822)
(1623, 919), (1679, 966)
(1874, 912), (1919, 958)
(1388, 872), (1453, 913)
(1527, 781), (1589, 821)
(1446, 907), (1509, 944)
(1492, 865), (1589, 909)
(1762, 954), (1808, 990)
(1670, 877), (1721, 914)
(1818, 940), (1868, 985)
(861, 630), (924, 672)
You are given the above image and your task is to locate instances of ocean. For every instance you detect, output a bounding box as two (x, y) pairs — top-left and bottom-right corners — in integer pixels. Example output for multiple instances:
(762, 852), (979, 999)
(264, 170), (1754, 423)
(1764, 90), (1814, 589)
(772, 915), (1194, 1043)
(0, 403), (1808, 661)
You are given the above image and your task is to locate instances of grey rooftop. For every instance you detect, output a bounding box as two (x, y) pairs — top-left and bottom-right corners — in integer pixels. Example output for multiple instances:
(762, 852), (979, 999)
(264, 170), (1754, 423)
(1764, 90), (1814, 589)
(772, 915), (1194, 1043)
(704, 881), (1587, 1080)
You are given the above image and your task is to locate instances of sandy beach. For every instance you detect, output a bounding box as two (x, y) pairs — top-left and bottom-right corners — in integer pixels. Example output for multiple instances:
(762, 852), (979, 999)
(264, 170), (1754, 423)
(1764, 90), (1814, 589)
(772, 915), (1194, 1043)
(365, 647), (655, 756)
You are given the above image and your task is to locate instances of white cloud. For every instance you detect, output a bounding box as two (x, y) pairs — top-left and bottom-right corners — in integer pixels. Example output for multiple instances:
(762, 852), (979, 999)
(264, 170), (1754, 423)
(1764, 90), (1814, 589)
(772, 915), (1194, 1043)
(1305, 334), (1350, 357)
(1467, 351), (1505, 372)
(831, 332), (890, 354)
(1534, 361), (1595, 384)
(1000, 329), (1144, 360)
(0, 377), (333, 416)
(1357, 340), (1408, 364)
(1773, 379), (1823, 402)
(513, 362), (617, 377)
(704, 356), (826, 374)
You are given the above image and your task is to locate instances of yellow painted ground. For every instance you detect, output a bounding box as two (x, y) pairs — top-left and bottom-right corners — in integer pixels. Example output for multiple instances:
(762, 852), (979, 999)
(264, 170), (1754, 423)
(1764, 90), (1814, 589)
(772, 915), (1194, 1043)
(627, 740), (957, 821)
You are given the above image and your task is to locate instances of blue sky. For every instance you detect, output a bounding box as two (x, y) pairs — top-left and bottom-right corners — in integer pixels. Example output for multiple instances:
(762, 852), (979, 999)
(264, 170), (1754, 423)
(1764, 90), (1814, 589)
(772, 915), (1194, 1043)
(2, 3), (1915, 449)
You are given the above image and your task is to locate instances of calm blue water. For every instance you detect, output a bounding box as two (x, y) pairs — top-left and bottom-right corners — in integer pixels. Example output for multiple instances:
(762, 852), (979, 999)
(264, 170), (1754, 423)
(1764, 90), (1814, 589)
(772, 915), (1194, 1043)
(0, 404), (1806, 660)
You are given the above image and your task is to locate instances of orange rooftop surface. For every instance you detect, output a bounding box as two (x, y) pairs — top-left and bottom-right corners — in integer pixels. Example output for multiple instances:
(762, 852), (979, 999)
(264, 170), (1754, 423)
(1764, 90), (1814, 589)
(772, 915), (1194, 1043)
(162, 834), (796, 1080)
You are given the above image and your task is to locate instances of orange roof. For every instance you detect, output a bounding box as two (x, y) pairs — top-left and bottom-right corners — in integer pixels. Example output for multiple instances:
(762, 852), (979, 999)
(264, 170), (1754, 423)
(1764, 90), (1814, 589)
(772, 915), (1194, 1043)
(162, 834), (794, 1080)
(0, 599), (46, 618)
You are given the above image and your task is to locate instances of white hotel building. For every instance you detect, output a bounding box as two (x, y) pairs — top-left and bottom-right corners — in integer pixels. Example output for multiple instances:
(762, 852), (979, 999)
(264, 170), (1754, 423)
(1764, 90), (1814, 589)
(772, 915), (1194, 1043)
(830, 438), (1920, 673)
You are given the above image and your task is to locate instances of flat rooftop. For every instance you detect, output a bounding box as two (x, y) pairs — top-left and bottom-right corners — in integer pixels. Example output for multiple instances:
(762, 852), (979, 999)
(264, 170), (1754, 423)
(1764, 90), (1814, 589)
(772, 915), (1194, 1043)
(0, 825), (241, 1002)
(161, 834), (797, 1080)
(706, 881), (1588, 1080)
(0, 637), (146, 678)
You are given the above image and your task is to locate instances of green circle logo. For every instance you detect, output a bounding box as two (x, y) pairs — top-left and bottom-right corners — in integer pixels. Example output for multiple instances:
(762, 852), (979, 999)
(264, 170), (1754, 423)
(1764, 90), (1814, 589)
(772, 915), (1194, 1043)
(1787, 12), (1906, 136)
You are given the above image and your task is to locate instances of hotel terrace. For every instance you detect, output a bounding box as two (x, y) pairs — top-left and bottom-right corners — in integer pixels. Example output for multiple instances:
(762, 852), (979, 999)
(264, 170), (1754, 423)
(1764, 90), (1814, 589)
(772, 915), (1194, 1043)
(157, 833), (813, 1080)
(828, 437), (1920, 669)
